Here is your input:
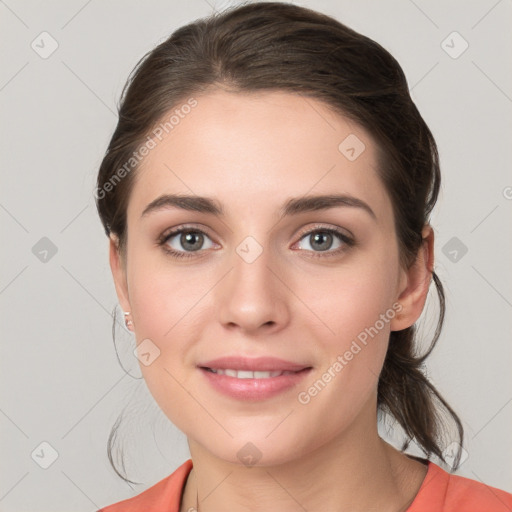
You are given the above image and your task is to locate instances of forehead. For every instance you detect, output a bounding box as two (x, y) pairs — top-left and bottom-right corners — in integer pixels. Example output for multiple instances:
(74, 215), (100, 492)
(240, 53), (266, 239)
(128, 89), (391, 222)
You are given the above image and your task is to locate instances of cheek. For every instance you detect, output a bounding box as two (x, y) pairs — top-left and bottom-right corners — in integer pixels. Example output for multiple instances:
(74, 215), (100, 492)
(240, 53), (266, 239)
(303, 282), (392, 397)
(298, 255), (399, 346)
(127, 251), (210, 340)
(294, 253), (399, 396)
(288, 271), (397, 451)
(126, 258), (215, 426)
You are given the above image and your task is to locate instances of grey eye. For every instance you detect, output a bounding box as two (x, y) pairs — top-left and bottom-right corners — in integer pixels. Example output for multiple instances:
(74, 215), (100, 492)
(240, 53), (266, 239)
(166, 230), (214, 252)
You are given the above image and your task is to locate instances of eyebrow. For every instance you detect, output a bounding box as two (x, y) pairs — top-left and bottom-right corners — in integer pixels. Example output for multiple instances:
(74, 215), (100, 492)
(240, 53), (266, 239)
(140, 193), (376, 221)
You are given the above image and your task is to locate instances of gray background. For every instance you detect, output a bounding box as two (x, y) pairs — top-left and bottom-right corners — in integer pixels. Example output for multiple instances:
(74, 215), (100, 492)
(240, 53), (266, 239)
(1, 0), (511, 510)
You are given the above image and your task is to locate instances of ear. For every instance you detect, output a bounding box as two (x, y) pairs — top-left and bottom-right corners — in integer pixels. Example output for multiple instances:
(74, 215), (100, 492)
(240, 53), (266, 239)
(109, 235), (131, 313)
(390, 225), (434, 331)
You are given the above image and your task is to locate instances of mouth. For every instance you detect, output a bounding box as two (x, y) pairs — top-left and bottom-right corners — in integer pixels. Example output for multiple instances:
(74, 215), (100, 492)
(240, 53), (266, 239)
(200, 367), (306, 379)
(197, 357), (313, 400)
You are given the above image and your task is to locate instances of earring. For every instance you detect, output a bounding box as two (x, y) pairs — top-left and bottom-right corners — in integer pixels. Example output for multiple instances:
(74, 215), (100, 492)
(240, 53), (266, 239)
(124, 311), (134, 331)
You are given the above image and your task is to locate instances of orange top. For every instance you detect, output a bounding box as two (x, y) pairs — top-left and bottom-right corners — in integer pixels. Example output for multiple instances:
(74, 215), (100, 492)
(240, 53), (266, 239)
(98, 458), (512, 511)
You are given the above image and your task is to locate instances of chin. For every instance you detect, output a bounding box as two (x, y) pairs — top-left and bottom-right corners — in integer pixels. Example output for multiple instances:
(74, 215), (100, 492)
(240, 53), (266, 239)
(190, 422), (317, 469)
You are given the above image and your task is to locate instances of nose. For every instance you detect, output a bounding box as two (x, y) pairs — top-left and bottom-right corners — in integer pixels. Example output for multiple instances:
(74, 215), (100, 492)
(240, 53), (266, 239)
(216, 244), (291, 335)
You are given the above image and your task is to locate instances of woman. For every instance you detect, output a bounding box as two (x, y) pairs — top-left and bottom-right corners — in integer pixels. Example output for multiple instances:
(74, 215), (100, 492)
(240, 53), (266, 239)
(95, 3), (512, 511)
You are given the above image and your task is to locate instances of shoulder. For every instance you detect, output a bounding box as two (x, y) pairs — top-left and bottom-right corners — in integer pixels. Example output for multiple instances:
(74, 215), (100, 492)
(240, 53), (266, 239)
(408, 460), (512, 512)
(97, 459), (193, 512)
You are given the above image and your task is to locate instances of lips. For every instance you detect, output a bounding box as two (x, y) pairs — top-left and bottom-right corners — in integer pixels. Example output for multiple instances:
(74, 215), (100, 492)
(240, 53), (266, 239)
(198, 356), (312, 400)
(199, 356), (310, 373)
(204, 368), (297, 378)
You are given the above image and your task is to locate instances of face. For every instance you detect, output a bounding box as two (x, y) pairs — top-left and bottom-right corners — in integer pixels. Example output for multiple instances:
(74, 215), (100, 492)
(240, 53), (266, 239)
(110, 89), (431, 466)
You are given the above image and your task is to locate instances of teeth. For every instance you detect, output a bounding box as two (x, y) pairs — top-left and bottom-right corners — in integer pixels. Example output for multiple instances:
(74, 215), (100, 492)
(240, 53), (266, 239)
(209, 368), (296, 378)
(236, 370), (254, 379)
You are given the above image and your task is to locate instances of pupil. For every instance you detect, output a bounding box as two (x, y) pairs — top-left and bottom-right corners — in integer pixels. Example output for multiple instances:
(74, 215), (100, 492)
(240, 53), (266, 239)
(181, 232), (203, 251)
(311, 232), (332, 251)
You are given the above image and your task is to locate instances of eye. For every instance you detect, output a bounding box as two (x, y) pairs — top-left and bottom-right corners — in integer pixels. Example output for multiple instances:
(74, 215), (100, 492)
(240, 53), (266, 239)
(159, 227), (216, 258)
(295, 227), (354, 256)
(158, 225), (355, 260)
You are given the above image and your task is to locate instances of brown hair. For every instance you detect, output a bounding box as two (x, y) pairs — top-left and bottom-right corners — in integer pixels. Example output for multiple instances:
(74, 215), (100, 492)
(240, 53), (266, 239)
(96, 1), (464, 482)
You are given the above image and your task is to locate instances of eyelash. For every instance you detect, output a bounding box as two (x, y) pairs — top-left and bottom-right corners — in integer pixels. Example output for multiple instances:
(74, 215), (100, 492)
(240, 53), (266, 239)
(157, 224), (355, 260)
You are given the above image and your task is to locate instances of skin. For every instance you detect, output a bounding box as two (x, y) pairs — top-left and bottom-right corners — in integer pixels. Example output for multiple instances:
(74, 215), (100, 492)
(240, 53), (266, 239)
(110, 89), (434, 511)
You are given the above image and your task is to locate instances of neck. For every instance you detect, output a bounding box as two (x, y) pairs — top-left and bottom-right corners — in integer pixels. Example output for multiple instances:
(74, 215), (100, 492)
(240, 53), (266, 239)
(180, 406), (427, 512)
